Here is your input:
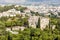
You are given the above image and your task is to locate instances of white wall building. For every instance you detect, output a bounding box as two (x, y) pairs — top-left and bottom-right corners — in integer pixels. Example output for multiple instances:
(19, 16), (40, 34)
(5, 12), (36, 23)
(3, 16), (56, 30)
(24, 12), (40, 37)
(28, 16), (39, 28)
(40, 17), (49, 30)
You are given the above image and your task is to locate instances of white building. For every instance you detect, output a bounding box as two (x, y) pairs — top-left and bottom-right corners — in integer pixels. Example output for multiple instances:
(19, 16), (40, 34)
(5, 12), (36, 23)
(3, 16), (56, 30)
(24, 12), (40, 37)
(28, 16), (50, 30)
(40, 17), (49, 30)
(28, 16), (39, 28)
(6, 26), (25, 34)
(0, 9), (21, 17)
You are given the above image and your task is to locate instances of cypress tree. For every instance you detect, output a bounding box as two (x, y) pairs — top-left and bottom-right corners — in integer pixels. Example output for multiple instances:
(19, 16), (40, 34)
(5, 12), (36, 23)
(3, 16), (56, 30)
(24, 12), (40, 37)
(37, 17), (40, 28)
(8, 32), (12, 40)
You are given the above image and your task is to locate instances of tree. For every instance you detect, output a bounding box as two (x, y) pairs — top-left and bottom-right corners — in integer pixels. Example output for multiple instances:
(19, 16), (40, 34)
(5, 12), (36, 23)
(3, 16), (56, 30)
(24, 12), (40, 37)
(23, 17), (29, 27)
(7, 32), (12, 40)
(37, 17), (40, 28)
(15, 6), (27, 12)
(5, 20), (12, 27)
(0, 36), (6, 40)
(0, 21), (5, 35)
(0, 21), (6, 40)
(5, 20), (14, 30)
(56, 19), (60, 31)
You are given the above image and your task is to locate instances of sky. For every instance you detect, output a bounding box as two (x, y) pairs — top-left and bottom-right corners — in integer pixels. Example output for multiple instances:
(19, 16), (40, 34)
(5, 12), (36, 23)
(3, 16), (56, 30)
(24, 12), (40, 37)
(0, 0), (60, 5)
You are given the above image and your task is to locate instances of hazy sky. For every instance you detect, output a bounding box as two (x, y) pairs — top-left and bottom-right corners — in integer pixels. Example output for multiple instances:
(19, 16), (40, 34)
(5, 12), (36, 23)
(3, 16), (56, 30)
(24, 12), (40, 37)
(0, 0), (60, 5)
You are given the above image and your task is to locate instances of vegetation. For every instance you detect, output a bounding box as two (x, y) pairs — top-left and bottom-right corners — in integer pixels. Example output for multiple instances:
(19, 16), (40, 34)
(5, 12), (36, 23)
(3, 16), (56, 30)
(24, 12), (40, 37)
(0, 5), (27, 12)
(37, 17), (40, 28)
(0, 5), (60, 40)
(0, 27), (60, 40)
(15, 6), (27, 12)
(0, 15), (59, 40)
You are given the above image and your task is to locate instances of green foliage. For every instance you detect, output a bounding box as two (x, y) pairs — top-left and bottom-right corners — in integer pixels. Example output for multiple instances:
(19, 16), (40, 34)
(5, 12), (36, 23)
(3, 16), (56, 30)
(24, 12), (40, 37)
(0, 21), (5, 35)
(37, 17), (40, 28)
(0, 36), (6, 40)
(0, 5), (14, 12)
(5, 20), (12, 27)
(0, 5), (26, 12)
(7, 32), (12, 40)
(15, 6), (27, 12)
(0, 12), (60, 40)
